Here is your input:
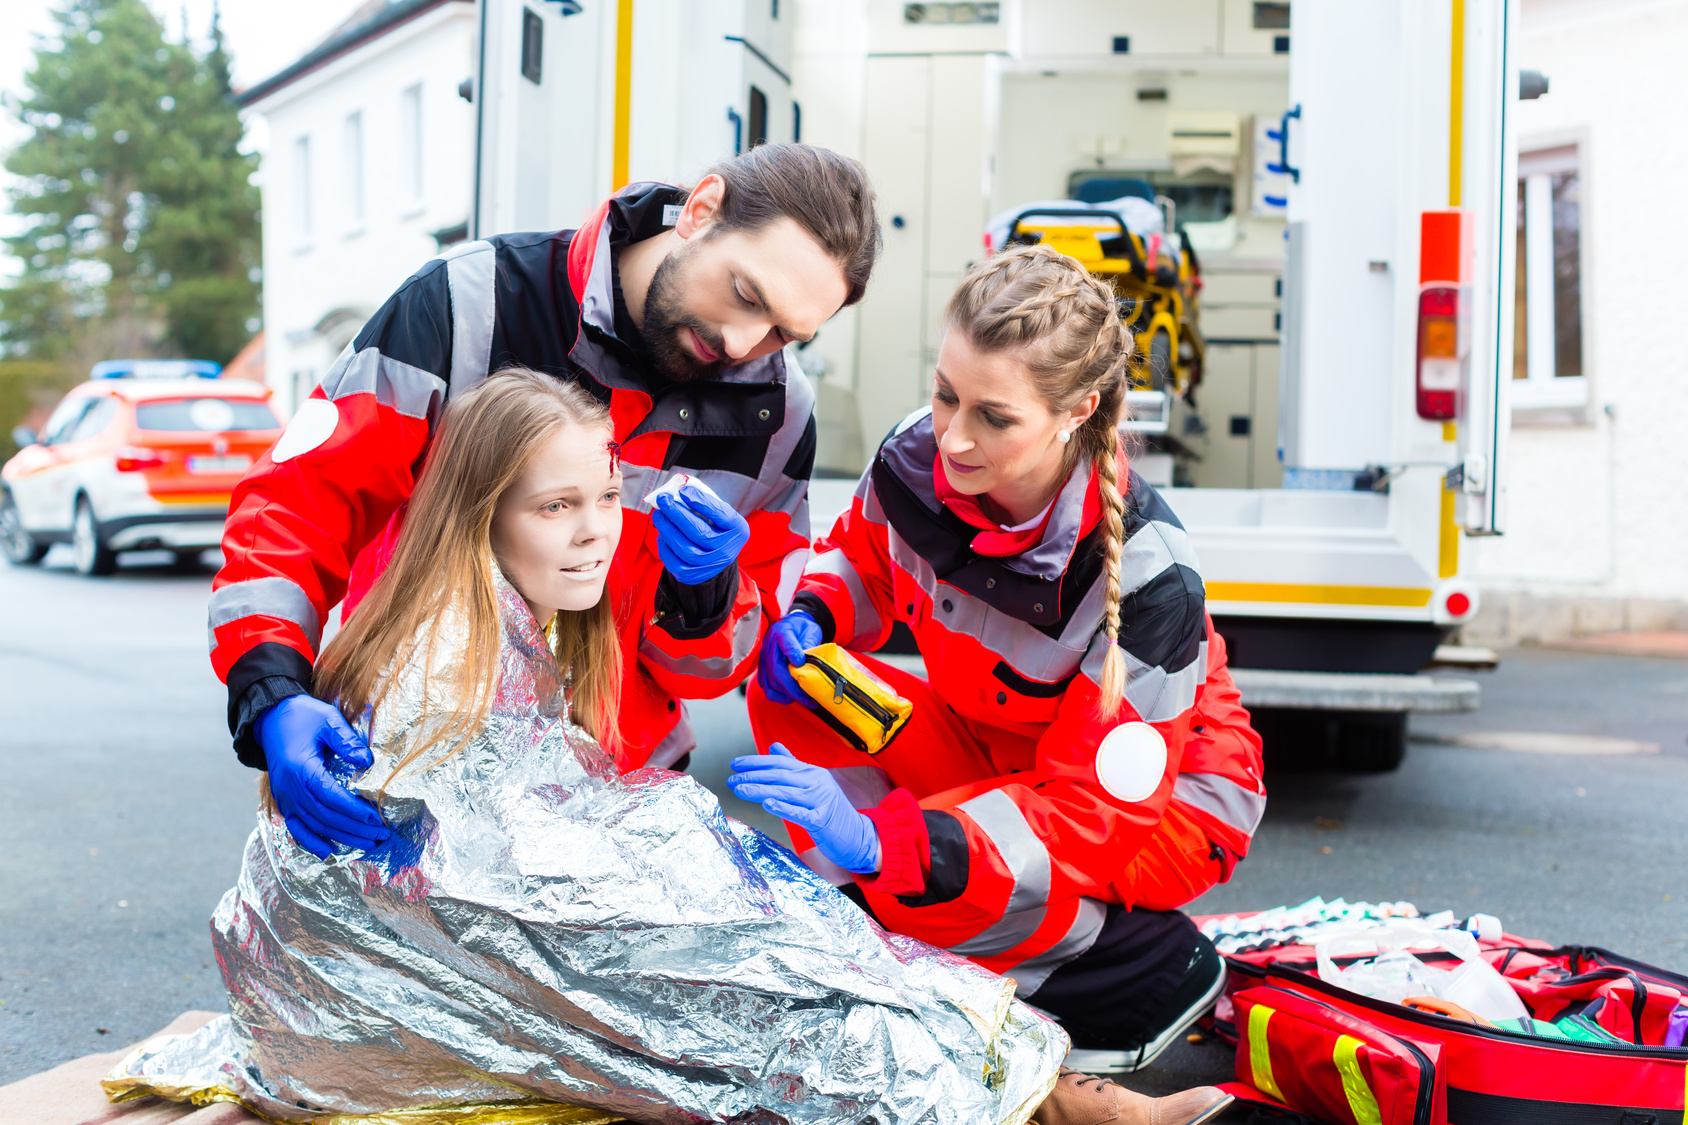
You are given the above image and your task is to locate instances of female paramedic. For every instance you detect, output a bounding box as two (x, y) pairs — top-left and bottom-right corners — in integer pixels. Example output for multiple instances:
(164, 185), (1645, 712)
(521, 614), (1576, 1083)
(729, 244), (1266, 1076)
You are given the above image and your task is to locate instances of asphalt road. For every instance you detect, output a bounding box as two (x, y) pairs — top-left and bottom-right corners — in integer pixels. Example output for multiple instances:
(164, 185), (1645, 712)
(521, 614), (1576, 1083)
(4, 548), (1687, 1103)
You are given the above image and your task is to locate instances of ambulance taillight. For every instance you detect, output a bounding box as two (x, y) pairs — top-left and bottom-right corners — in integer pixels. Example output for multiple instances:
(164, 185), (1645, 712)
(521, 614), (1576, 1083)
(1416, 286), (1461, 421)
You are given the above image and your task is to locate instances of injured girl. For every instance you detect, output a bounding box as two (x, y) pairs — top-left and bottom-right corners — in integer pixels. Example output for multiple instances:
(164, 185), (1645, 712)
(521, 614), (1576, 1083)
(104, 369), (1221, 1125)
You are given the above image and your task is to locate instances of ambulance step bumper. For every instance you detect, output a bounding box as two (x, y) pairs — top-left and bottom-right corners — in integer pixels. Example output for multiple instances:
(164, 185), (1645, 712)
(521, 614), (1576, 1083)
(1230, 669), (1479, 713)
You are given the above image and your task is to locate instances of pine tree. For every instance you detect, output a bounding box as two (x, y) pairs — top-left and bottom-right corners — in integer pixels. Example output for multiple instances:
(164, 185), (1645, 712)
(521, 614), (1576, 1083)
(0, 0), (260, 365)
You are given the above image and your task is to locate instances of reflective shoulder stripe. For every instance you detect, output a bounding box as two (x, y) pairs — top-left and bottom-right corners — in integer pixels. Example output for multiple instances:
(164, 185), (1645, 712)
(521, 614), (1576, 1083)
(1172, 771), (1266, 839)
(955, 789), (1051, 914)
(807, 549), (883, 646)
(442, 240), (496, 397)
(1247, 1004), (1284, 1102)
(319, 347), (448, 422)
(1005, 896), (1107, 997)
(1082, 632), (1207, 723)
(1334, 1035), (1383, 1125)
(208, 577), (322, 653)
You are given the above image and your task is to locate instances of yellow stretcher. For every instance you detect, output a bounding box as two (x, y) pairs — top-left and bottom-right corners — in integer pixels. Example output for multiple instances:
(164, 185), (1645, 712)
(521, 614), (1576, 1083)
(1000, 207), (1206, 401)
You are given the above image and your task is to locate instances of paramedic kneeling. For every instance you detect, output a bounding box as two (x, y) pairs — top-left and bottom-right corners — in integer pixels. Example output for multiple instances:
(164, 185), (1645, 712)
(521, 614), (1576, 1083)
(730, 245), (1266, 1074)
(212, 144), (880, 858)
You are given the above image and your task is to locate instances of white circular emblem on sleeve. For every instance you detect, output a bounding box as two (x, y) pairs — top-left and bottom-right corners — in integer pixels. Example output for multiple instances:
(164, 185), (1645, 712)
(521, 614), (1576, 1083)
(1095, 722), (1168, 803)
(270, 399), (340, 463)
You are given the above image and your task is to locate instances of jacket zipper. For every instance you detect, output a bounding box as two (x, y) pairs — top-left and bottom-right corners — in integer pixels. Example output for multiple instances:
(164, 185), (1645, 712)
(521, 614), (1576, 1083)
(1255, 984), (1436, 1125)
(811, 660), (897, 733)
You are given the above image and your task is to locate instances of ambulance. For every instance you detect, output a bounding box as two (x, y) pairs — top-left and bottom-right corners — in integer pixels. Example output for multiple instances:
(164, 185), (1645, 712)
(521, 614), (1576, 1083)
(468, 0), (1522, 770)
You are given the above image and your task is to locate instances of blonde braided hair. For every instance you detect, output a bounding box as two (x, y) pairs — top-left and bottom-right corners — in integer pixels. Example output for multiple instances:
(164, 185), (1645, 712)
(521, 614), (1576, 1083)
(944, 244), (1134, 713)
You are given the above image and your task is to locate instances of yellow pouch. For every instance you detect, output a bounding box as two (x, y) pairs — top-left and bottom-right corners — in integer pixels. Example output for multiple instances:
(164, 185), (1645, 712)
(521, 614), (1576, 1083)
(790, 643), (913, 755)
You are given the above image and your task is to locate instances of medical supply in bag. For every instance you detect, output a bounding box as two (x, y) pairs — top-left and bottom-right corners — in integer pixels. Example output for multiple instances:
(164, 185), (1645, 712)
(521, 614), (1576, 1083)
(790, 643), (914, 754)
(1201, 901), (1688, 1124)
(1315, 921), (1528, 1022)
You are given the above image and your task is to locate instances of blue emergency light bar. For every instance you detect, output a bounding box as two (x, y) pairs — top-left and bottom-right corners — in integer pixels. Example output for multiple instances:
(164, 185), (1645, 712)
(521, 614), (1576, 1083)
(91, 359), (223, 380)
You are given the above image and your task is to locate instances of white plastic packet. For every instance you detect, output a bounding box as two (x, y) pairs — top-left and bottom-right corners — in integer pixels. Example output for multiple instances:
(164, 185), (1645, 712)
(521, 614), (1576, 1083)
(1316, 921), (1527, 1022)
(650, 471), (705, 505)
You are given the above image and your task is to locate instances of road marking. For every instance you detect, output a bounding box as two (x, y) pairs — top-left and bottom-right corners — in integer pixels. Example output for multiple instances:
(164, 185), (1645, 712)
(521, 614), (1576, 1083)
(1415, 731), (1661, 756)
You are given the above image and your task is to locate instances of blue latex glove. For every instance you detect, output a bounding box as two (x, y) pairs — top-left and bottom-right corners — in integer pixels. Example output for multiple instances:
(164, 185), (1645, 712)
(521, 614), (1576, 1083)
(758, 610), (823, 708)
(259, 695), (391, 860)
(727, 744), (881, 874)
(651, 482), (751, 586)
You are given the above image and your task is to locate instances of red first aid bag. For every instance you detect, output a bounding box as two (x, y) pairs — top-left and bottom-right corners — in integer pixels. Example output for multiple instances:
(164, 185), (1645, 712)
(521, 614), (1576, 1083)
(1213, 935), (1688, 1124)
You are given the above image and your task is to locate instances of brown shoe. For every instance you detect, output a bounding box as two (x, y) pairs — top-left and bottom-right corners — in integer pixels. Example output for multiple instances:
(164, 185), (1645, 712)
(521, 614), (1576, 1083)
(1031, 1067), (1233, 1125)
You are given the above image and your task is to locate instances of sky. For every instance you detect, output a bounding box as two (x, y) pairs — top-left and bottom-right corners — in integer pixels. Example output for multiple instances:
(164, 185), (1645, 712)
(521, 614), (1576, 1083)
(0, 0), (367, 276)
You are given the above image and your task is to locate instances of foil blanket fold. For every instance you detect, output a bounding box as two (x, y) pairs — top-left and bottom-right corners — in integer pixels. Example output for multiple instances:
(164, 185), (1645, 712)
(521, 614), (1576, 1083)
(106, 579), (1066, 1123)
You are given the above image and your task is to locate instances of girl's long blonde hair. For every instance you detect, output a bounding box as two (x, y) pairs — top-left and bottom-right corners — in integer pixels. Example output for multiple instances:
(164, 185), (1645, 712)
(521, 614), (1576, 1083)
(313, 368), (623, 782)
(944, 244), (1134, 714)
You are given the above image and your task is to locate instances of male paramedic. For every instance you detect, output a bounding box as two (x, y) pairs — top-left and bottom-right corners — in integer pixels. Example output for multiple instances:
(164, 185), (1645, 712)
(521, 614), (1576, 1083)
(209, 143), (879, 860)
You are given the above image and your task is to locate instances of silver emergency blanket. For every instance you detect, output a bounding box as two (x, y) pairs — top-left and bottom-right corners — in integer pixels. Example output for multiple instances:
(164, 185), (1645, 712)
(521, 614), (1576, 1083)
(107, 574), (1066, 1123)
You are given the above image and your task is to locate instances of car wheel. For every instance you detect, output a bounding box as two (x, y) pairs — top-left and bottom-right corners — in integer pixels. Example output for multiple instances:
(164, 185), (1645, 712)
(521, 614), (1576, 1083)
(1, 491), (49, 565)
(72, 496), (117, 576)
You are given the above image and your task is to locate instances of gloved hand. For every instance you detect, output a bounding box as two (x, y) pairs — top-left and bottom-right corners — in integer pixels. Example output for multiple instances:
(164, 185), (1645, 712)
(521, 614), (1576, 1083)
(259, 695), (392, 860)
(651, 482), (751, 586)
(727, 744), (880, 874)
(758, 610), (823, 708)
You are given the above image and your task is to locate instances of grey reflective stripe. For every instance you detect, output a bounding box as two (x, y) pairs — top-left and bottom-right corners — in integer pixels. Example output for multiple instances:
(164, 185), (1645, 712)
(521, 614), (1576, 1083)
(890, 530), (1096, 683)
(956, 789), (1050, 914)
(443, 240), (496, 396)
(207, 577), (322, 652)
(950, 907), (1046, 958)
(859, 471), (888, 526)
(644, 709), (695, 769)
(1008, 897), (1108, 997)
(319, 347), (448, 422)
(1173, 771), (1267, 838)
(829, 765), (893, 810)
(638, 604), (763, 679)
(1079, 633), (1207, 723)
(807, 549), (883, 646)
(763, 346), (815, 542)
(1116, 519), (1200, 600)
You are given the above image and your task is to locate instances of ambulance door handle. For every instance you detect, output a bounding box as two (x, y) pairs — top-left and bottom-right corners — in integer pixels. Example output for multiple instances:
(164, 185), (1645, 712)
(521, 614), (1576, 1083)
(1268, 104), (1302, 184)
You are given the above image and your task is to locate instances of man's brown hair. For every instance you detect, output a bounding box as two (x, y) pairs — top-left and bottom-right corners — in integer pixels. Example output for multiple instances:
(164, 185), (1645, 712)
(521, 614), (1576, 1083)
(703, 143), (881, 306)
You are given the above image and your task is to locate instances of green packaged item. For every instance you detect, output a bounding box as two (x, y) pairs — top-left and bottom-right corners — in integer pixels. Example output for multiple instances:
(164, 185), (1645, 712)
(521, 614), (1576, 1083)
(1555, 1013), (1625, 1043)
(1492, 1014), (1625, 1044)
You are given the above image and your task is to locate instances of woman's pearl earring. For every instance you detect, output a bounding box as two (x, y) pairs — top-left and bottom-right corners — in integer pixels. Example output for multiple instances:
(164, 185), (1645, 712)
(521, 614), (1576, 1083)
(1056, 429), (1072, 444)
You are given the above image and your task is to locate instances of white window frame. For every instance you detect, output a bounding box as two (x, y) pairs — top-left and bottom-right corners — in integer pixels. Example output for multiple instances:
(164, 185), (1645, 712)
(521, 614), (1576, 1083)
(344, 111), (365, 233)
(1511, 144), (1587, 411)
(400, 84), (425, 212)
(293, 135), (312, 246)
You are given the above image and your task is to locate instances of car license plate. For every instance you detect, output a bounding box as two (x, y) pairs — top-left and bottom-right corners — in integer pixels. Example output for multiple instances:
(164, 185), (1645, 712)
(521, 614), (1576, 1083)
(187, 454), (252, 474)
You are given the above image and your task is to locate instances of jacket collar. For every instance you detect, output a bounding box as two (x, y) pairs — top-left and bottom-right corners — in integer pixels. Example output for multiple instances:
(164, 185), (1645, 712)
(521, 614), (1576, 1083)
(883, 411), (1099, 581)
(564, 182), (790, 441)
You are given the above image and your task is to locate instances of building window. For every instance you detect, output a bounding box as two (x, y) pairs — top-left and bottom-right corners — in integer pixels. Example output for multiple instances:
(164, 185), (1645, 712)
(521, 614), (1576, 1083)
(747, 85), (768, 148)
(293, 135), (312, 241)
(521, 8), (543, 84)
(1512, 145), (1585, 408)
(344, 111), (365, 229)
(401, 84), (424, 205)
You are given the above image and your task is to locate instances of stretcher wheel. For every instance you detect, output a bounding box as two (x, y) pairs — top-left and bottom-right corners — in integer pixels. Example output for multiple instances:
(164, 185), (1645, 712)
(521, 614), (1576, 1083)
(1147, 329), (1173, 392)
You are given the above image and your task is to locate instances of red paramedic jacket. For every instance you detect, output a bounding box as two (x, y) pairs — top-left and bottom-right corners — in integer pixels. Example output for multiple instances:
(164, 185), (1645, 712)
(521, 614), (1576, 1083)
(790, 409), (1265, 970)
(210, 183), (816, 772)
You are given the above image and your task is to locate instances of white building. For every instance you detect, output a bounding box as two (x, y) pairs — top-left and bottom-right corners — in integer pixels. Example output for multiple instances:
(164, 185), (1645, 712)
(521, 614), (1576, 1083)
(244, 0), (796, 420)
(1463, 0), (1688, 643)
(241, 0), (479, 419)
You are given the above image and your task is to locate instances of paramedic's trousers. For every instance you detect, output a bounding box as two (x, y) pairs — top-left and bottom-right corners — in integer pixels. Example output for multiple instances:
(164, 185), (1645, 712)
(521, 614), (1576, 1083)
(746, 655), (1218, 1044)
